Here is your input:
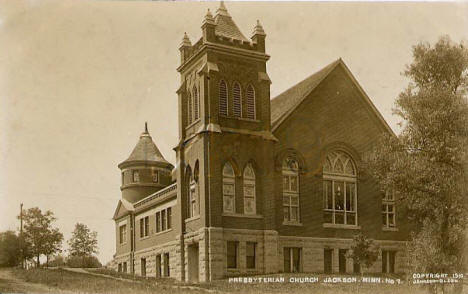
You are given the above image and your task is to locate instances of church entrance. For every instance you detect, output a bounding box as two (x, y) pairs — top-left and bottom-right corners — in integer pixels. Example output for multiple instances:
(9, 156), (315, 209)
(187, 243), (199, 282)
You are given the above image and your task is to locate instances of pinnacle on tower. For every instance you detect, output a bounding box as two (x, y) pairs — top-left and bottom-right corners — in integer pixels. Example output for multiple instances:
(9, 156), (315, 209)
(180, 32), (192, 48)
(204, 8), (214, 24)
(144, 122), (148, 134)
(252, 20), (266, 36)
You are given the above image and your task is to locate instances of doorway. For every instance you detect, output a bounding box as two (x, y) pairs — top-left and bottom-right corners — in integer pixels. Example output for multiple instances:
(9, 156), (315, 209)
(338, 249), (347, 273)
(187, 243), (199, 282)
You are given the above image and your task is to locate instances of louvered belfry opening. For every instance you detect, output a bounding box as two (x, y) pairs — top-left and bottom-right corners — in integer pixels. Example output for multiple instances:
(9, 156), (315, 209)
(246, 84), (255, 120)
(187, 92), (192, 124)
(193, 86), (199, 120)
(232, 82), (242, 118)
(219, 80), (228, 116)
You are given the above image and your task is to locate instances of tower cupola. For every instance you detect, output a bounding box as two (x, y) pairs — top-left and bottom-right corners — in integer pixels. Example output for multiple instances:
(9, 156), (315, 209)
(118, 123), (174, 203)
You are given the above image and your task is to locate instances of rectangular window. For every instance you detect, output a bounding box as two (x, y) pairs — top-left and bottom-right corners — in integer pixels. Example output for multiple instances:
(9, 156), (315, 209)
(141, 258), (146, 277)
(156, 212), (161, 233)
(382, 250), (396, 273)
(283, 174), (300, 223)
(163, 253), (170, 277)
(339, 249), (347, 273)
(123, 262), (127, 273)
(118, 263), (122, 272)
(121, 172), (124, 186)
(323, 179), (357, 225)
(246, 242), (256, 269)
(156, 255), (161, 278)
(167, 207), (172, 229)
(227, 241), (238, 269)
(284, 247), (301, 273)
(152, 171), (159, 183)
(140, 216), (149, 238)
(133, 170), (139, 183)
(382, 191), (396, 228)
(161, 210), (166, 231)
(119, 224), (127, 244)
(324, 249), (333, 274)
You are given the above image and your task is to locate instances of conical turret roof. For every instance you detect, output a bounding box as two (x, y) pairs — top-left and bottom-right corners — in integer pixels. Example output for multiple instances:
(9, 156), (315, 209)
(119, 123), (170, 167)
(214, 2), (248, 42)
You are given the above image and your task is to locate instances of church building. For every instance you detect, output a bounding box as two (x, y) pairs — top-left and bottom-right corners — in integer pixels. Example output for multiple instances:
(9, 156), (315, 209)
(111, 2), (409, 282)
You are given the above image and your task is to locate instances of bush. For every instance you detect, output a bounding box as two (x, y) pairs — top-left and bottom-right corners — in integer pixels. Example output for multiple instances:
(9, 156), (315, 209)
(66, 255), (102, 268)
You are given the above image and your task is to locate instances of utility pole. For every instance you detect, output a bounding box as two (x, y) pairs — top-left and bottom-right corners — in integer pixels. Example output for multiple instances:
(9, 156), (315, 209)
(20, 203), (24, 269)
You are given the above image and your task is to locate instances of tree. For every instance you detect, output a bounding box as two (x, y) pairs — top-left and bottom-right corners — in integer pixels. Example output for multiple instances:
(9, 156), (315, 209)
(0, 231), (21, 267)
(347, 233), (379, 274)
(68, 223), (98, 258)
(366, 36), (468, 293)
(20, 207), (64, 267)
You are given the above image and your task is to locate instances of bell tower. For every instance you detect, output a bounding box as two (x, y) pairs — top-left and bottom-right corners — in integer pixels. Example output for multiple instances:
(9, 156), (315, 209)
(175, 2), (277, 281)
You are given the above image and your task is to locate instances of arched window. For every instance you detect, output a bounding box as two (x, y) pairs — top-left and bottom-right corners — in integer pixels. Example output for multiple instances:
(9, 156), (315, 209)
(232, 82), (242, 118)
(243, 163), (256, 215)
(323, 150), (357, 226)
(219, 80), (228, 116)
(187, 92), (192, 124)
(193, 86), (199, 120)
(223, 162), (236, 213)
(245, 84), (255, 120)
(186, 167), (197, 218)
(282, 157), (300, 223)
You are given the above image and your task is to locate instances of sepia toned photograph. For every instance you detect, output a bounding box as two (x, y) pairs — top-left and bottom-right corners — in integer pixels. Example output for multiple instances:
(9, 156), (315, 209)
(0, 1), (467, 293)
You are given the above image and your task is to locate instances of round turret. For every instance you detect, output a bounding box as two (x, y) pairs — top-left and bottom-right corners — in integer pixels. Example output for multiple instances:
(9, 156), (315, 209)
(118, 123), (174, 203)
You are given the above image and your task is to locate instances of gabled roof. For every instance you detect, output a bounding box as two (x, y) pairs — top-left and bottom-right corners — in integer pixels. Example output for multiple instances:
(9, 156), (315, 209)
(119, 123), (170, 167)
(270, 58), (394, 135)
(112, 199), (134, 220)
(271, 59), (340, 129)
(214, 2), (248, 42)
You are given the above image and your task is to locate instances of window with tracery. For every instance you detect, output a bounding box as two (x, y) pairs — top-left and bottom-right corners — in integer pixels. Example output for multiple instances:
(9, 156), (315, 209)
(323, 151), (357, 226)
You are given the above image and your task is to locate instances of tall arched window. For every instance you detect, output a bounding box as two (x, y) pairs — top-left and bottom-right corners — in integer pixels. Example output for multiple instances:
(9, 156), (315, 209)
(219, 80), (228, 116)
(223, 162), (236, 213)
(232, 82), (242, 118)
(193, 86), (199, 120)
(323, 150), (357, 226)
(243, 163), (256, 215)
(187, 92), (192, 124)
(282, 157), (300, 223)
(245, 84), (255, 120)
(186, 167), (197, 218)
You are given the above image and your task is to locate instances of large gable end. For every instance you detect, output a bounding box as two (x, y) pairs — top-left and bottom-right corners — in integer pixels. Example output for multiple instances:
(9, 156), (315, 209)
(270, 59), (394, 135)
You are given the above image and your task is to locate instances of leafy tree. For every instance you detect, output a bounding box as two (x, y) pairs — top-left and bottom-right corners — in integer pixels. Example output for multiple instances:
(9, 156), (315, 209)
(67, 223), (98, 258)
(0, 231), (21, 267)
(366, 36), (468, 293)
(347, 233), (379, 274)
(20, 207), (64, 267)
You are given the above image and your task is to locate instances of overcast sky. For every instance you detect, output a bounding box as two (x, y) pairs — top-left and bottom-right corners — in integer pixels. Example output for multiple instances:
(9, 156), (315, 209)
(1, 0), (467, 264)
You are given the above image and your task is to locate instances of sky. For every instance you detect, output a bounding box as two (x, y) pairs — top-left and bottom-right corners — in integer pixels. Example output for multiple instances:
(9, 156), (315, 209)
(0, 0), (467, 264)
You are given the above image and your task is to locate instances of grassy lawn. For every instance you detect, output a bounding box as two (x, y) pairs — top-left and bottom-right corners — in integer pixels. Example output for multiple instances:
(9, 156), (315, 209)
(11, 268), (206, 294)
(9, 268), (465, 294)
(203, 273), (430, 294)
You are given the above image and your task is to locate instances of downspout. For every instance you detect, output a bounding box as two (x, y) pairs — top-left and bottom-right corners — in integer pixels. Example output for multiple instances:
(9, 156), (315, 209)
(130, 212), (135, 275)
(206, 73), (212, 281)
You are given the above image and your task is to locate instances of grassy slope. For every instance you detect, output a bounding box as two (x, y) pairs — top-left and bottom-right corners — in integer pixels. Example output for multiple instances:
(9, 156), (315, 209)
(10, 269), (456, 294)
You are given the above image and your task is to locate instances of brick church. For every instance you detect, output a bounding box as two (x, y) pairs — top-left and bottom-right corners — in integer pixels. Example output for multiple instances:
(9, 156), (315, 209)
(111, 2), (409, 282)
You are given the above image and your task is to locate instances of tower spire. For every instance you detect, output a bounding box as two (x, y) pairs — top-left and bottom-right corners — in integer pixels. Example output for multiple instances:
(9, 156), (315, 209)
(217, 1), (229, 16)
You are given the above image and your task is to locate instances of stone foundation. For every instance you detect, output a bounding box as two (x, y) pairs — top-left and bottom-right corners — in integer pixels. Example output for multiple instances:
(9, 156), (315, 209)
(112, 228), (408, 281)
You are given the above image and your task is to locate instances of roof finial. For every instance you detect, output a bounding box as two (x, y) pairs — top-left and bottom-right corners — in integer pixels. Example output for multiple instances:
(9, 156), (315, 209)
(217, 1), (229, 16)
(144, 122), (148, 134)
